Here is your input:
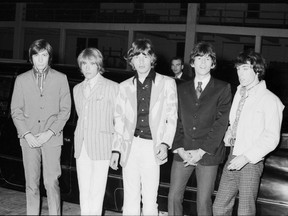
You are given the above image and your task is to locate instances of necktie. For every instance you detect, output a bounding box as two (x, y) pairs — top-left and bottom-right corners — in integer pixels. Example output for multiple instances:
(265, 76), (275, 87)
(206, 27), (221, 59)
(37, 73), (44, 92)
(196, 81), (202, 99)
(230, 87), (247, 146)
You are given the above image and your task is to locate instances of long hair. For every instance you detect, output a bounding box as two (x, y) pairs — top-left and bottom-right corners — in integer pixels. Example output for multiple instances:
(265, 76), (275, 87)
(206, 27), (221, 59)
(77, 47), (105, 74)
(235, 49), (266, 81)
(189, 42), (217, 69)
(29, 39), (53, 65)
(125, 38), (157, 70)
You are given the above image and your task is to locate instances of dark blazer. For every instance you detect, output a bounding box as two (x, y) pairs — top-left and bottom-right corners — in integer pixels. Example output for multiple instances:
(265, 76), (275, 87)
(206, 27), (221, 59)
(179, 72), (192, 81)
(174, 72), (192, 86)
(172, 77), (232, 165)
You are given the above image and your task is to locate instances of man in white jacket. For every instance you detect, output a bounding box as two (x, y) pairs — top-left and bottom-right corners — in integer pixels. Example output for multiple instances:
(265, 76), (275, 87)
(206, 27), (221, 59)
(213, 49), (284, 216)
(110, 38), (177, 215)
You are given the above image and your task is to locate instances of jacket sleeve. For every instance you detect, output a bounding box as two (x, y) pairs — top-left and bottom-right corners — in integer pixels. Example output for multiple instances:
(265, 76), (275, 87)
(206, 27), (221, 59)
(112, 84), (126, 152)
(10, 76), (29, 137)
(244, 96), (284, 164)
(49, 75), (71, 134)
(201, 83), (232, 155)
(161, 78), (178, 148)
(171, 86), (183, 151)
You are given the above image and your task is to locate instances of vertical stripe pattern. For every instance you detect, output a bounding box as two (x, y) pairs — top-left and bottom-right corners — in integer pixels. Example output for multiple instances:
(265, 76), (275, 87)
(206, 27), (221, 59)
(73, 75), (119, 160)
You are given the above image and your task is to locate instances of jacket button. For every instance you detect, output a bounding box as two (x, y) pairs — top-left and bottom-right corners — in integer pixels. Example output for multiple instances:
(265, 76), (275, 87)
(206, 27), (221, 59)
(38, 120), (40, 123)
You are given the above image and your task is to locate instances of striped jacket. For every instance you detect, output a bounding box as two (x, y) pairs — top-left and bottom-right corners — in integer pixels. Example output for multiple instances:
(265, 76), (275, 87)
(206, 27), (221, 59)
(73, 74), (119, 160)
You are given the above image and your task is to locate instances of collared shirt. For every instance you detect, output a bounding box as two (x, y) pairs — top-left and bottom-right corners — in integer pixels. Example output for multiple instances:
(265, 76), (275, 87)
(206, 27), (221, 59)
(225, 81), (284, 164)
(85, 72), (100, 90)
(33, 66), (50, 92)
(134, 69), (156, 139)
(83, 73), (100, 98)
(175, 72), (183, 79)
(194, 74), (211, 91)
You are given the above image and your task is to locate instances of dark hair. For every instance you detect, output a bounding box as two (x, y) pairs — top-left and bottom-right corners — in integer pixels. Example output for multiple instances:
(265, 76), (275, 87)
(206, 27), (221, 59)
(28, 39), (53, 65)
(125, 38), (157, 70)
(189, 42), (216, 68)
(77, 47), (104, 74)
(171, 56), (184, 65)
(235, 49), (266, 81)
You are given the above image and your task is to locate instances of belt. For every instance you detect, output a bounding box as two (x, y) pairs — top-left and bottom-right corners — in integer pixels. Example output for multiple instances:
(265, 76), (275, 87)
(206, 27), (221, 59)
(134, 131), (152, 140)
(228, 137), (236, 146)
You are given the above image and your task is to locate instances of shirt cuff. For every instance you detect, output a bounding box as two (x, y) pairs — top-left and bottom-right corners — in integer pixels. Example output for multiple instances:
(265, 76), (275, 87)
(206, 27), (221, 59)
(49, 129), (56, 136)
(112, 150), (121, 155)
(22, 131), (31, 138)
(161, 142), (169, 149)
(198, 148), (206, 157)
(173, 147), (184, 154)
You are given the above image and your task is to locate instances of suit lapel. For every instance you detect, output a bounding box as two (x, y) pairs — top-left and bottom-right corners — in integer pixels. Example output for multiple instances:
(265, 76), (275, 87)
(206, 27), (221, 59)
(42, 68), (53, 93)
(128, 78), (137, 113)
(188, 79), (198, 101)
(28, 69), (41, 93)
(150, 73), (164, 109)
(199, 77), (214, 99)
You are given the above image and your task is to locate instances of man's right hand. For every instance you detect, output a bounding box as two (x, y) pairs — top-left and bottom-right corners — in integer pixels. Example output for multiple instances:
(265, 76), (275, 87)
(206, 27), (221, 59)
(110, 152), (120, 170)
(177, 148), (192, 162)
(24, 133), (41, 148)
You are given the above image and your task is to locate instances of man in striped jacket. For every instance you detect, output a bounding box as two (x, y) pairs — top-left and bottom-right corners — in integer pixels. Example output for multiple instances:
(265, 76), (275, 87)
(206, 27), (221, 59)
(73, 48), (119, 215)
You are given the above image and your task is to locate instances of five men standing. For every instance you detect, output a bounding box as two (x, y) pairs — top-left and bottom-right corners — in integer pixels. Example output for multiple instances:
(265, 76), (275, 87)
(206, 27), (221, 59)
(10, 38), (284, 216)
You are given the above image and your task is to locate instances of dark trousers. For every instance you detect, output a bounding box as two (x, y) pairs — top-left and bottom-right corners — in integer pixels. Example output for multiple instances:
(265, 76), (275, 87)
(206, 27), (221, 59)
(168, 159), (218, 216)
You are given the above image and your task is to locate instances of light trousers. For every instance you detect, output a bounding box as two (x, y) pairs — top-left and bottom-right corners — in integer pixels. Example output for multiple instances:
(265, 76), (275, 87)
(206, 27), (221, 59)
(122, 136), (160, 216)
(76, 145), (110, 216)
(21, 145), (61, 215)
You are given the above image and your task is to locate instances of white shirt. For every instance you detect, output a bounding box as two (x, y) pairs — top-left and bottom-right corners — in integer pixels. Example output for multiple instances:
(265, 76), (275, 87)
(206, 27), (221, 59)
(86, 73), (99, 89)
(224, 81), (284, 164)
(175, 72), (183, 79)
(83, 73), (100, 98)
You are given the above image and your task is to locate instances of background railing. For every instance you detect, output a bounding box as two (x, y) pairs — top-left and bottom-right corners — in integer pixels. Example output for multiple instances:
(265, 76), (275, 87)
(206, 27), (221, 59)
(198, 8), (288, 28)
(1, 3), (287, 28)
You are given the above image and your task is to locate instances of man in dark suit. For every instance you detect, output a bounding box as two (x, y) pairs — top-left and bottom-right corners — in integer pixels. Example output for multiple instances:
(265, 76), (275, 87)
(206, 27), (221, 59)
(168, 42), (232, 216)
(171, 56), (192, 82)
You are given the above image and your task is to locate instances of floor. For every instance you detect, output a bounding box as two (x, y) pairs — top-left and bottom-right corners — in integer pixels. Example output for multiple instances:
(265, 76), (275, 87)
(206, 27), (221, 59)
(0, 186), (121, 215)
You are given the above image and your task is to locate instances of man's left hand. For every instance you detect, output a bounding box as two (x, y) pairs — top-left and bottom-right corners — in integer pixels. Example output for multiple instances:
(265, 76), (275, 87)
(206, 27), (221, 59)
(35, 130), (54, 145)
(184, 149), (206, 167)
(156, 144), (168, 161)
(227, 155), (250, 171)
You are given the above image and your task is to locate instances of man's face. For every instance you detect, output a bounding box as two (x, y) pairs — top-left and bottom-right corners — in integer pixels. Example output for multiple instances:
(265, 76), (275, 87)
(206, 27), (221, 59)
(236, 62), (258, 88)
(131, 52), (152, 75)
(32, 49), (49, 72)
(171, 59), (183, 76)
(80, 58), (99, 80)
(191, 54), (214, 77)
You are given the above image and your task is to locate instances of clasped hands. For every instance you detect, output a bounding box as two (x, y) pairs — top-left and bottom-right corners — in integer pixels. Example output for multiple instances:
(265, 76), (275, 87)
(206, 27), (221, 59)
(178, 148), (204, 167)
(24, 130), (54, 148)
